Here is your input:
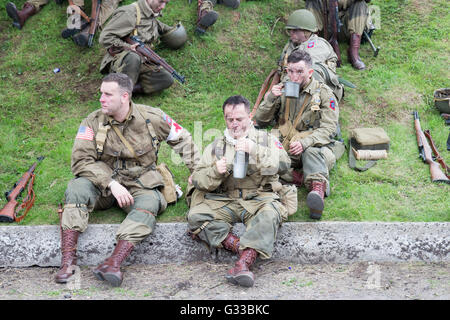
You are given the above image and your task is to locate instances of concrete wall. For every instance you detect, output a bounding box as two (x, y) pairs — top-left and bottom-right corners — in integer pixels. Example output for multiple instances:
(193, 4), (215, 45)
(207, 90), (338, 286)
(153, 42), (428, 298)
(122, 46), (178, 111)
(0, 222), (448, 267)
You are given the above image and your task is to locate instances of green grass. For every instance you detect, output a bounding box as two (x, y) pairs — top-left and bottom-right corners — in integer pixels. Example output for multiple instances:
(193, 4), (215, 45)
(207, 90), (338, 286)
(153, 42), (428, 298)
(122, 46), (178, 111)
(0, 0), (449, 226)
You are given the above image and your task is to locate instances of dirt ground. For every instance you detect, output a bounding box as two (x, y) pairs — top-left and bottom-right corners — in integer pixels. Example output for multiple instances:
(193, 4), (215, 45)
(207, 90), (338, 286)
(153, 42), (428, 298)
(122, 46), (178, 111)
(0, 260), (448, 302)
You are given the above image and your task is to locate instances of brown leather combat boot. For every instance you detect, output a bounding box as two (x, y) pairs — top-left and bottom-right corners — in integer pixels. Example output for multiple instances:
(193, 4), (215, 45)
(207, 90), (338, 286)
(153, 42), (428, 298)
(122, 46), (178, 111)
(55, 229), (80, 283)
(72, 26), (89, 47)
(6, 1), (36, 30)
(306, 180), (326, 220)
(195, 0), (219, 35)
(347, 33), (366, 70)
(221, 232), (240, 254)
(93, 240), (134, 287)
(225, 248), (258, 287)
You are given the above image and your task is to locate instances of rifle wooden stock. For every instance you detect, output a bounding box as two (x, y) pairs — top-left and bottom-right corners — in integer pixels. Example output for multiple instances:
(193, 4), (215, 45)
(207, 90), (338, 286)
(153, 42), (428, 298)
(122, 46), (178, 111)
(424, 129), (450, 178)
(250, 68), (280, 119)
(123, 36), (186, 84)
(88, 0), (102, 47)
(0, 157), (43, 223)
(413, 111), (449, 184)
(68, 0), (91, 23)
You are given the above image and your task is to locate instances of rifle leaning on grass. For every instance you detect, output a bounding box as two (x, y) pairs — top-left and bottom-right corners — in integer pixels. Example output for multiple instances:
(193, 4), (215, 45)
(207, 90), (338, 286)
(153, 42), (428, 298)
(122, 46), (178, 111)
(0, 156), (44, 223)
(122, 36), (186, 84)
(87, 0), (102, 47)
(423, 129), (450, 178)
(413, 111), (449, 184)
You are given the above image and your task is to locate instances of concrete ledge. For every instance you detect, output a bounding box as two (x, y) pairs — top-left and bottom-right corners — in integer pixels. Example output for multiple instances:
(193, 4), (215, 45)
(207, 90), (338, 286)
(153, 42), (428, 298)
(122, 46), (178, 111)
(0, 222), (448, 267)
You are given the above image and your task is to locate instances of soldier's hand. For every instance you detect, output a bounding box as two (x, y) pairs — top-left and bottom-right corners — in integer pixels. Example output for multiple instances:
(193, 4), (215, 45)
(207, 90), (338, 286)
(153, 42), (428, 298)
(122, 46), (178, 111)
(188, 174), (193, 185)
(215, 157), (228, 175)
(235, 138), (256, 156)
(130, 43), (139, 52)
(272, 83), (284, 97)
(289, 141), (304, 155)
(109, 180), (134, 208)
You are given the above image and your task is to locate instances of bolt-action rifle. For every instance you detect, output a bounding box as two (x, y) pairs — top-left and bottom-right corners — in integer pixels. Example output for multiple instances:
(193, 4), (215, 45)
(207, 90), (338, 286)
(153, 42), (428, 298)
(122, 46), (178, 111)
(0, 156), (44, 223)
(123, 36), (186, 84)
(413, 111), (449, 184)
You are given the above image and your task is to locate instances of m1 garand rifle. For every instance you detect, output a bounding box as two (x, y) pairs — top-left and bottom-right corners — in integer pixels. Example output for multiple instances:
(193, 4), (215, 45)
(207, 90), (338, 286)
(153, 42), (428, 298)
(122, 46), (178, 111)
(0, 156), (44, 223)
(323, 0), (342, 67)
(87, 0), (102, 47)
(413, 111), (449, 184)
(123, 36), (186, 84)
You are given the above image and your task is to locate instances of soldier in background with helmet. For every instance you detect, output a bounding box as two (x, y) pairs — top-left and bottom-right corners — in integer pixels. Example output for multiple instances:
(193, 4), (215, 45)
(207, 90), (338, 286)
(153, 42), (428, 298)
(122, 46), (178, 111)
(305, 0), (374, 70)
(187, 95), (292, 287)
(195, 0), (240, 35)
(255, 51), (345, 220)
(280, 9), (343, 102)
(99, 0), (187, 95)
(55, 73), (200, 287)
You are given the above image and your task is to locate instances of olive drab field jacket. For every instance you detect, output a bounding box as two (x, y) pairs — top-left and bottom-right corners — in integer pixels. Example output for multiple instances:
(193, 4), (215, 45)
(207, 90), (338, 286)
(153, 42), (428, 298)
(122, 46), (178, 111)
(71, 103), (199, 196)
(255, 78), (339, 151)
(99, 0), (173, 73)
(189, 126), (291, 215)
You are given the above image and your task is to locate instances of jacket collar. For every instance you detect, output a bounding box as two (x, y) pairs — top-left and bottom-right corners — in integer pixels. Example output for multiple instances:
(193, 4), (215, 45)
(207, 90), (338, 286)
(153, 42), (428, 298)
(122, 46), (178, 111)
(138, 0), (161, 18)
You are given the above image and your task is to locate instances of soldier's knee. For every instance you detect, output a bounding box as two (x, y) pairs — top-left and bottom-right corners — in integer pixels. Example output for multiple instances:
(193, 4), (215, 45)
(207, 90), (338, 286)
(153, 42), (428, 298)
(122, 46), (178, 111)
(64, 177), (98, 204)
(122, 51), (142, 70)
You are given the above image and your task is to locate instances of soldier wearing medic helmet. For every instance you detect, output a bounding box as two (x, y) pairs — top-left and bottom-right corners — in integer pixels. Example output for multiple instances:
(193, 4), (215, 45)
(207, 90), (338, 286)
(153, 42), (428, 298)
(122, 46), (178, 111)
(55, 73), (200, 287)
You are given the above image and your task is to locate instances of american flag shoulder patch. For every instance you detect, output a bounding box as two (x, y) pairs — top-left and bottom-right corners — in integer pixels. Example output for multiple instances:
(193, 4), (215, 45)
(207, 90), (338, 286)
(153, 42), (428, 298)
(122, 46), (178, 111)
(76, 126), (94, 141)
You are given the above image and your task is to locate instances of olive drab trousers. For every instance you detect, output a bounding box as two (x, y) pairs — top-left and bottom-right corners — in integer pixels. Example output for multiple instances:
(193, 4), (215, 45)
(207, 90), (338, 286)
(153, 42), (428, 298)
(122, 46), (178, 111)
(108, 51), (174, 94)
(62, 177), (167, 245)
(305, 0), (373, 37)
(187, 196), (285, 259)
(289, 141), (345, 192)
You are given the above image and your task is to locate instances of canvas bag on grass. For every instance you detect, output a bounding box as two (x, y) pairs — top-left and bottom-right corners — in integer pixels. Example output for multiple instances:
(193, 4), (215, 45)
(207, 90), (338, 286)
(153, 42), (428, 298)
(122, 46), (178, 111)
(348, 127), (390, 172)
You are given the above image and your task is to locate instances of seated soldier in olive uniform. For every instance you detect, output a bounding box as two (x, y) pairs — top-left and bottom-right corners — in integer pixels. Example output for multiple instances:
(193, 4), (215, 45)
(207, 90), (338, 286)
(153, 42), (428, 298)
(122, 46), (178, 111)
(306, 0), (374, 70)
(55, 73), (199, 287)
(280, 9), (343, 102)
(99, 0), (185, 95)
(254, 51), (345, 220)
(187, 95), (291, 288)
(6, 0), (47, 29)
(61, 0), (123, 48)
(195, 0), (240, 35)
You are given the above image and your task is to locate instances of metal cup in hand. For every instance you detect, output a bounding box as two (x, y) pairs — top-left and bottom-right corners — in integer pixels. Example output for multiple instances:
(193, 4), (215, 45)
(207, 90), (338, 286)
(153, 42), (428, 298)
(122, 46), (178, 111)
(283, 81), (300, 99)
(233, 151), (248, 179)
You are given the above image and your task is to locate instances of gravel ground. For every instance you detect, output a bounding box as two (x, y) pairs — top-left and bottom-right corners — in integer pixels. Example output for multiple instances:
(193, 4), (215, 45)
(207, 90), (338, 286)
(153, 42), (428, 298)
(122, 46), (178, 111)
(0, 260), (448, 301)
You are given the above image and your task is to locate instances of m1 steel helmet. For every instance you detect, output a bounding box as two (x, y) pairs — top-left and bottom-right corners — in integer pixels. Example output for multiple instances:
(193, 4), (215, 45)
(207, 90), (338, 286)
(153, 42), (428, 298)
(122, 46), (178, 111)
(161, 22), (187, 49)
(285, 9), (318, 33)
